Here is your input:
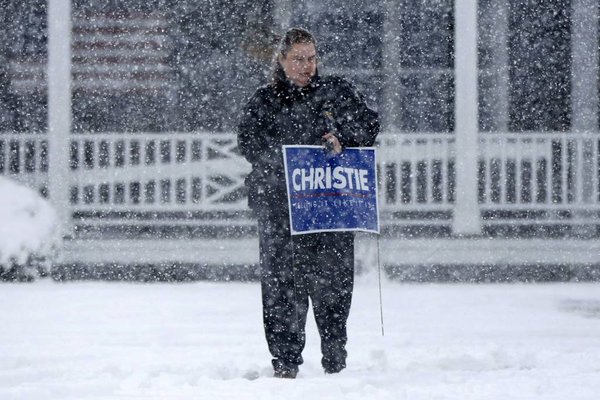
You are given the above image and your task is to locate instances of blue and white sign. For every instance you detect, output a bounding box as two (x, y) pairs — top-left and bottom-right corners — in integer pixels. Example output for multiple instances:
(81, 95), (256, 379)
(283, 145), (379, 235)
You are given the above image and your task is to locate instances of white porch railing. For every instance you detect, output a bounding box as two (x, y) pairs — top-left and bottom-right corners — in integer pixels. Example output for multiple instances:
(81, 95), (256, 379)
(2, 131), (600, 233)
(377, 133), (455, 229)
(0, 132), (49, 194)
(67, 132), (250, 228)
(479, 133), (600, 210)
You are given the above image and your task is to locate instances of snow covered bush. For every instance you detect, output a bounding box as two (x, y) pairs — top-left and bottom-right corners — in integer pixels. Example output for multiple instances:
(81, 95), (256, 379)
(0, 177), (62, 281)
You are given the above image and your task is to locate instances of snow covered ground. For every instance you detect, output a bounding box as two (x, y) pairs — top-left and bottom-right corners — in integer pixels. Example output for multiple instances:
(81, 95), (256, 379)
(1, 278), (599, 400)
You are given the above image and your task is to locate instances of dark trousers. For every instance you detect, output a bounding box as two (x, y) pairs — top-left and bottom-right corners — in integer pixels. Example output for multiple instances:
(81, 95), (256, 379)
(258, 210), (354, 373)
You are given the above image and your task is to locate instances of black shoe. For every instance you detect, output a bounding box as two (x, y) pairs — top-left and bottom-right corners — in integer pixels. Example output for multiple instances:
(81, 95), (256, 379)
(322, 346), (347, 374)
(323, 357), (346, 374)
(273, 368), (298, 379)
(272, 359), (299, 379)
(323, 365), (345, 374)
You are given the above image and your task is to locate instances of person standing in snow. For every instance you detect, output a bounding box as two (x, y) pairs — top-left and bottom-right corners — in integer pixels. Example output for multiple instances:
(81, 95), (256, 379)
(237, 27), (379, 378)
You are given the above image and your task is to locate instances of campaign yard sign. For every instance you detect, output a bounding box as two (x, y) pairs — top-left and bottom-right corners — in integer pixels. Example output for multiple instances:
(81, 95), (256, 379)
(283, 145), (379, 235)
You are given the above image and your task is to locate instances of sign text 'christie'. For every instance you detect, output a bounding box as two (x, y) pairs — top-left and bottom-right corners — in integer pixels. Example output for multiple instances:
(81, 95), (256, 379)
(291, 167), (370, 192)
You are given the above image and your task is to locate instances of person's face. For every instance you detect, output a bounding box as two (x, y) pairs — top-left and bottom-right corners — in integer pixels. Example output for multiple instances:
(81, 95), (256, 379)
(279, 42), (317, 87)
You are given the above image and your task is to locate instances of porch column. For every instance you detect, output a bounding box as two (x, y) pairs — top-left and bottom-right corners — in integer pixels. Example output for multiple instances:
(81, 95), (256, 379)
(382, 0), (403, 131)
(572, 0), (599, 236)
(572, 0), (599, 137)
(452, 0), (481, 235)
(47, 0), (72, 236)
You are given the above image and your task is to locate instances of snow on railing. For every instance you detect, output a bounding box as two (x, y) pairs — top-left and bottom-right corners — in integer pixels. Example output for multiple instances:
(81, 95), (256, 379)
(2, 131), (600, 230)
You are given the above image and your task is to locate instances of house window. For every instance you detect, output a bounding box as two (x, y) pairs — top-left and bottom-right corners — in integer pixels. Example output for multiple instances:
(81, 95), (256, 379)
(508, 0), (571, 132)
(391, 0), (454, 132)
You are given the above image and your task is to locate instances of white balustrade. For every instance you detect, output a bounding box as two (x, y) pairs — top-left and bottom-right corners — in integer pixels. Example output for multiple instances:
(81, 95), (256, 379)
(2, 131), (600, 231)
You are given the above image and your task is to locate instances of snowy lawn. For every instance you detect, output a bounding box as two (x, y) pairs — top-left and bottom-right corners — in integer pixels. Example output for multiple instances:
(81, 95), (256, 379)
(1, 278), (599, 400)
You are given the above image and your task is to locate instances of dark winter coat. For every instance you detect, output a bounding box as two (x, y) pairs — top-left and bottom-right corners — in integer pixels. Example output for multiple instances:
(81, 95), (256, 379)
(237, 75), (380, 212)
